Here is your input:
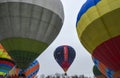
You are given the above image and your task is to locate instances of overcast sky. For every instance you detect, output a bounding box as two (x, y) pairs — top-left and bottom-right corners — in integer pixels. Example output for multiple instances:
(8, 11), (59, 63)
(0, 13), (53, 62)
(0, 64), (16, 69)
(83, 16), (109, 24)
(37, 0), (94, 77)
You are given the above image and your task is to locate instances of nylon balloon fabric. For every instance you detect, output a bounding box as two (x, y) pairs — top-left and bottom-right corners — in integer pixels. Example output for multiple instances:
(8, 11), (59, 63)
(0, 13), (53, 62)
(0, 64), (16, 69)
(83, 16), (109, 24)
(93, 57), (120, 78)
(0, 44), (12, 60)
(24, 60), (39, 78)
(93, 65), (106, 78)
(0, 58), (15, 77)
(76, 0), (120, 77)
(54, 45), (76, 73)
(0, 0), (64, 69)
(0, 44), (15, 77)
(8, 60), (39, 78)
(8, 67), (22, 77)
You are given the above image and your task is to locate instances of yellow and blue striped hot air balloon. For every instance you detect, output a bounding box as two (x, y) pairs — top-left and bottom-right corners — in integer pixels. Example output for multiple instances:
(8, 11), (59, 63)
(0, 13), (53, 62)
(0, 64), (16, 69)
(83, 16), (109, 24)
(76, 0), (120, 78)
(0, 44), (15, 77)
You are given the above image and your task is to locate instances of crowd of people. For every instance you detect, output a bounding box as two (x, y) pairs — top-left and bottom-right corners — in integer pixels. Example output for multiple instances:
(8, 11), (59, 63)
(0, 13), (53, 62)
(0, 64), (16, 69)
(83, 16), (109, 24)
(36, 73), (93, 78)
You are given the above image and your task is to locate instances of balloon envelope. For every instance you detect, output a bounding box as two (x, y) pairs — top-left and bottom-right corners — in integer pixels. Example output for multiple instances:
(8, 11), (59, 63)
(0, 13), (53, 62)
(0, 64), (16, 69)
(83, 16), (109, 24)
(93, 65), (106, 78)
(8, 67), (21, 77)
(93, 57), (120, 78)
(0, 0), (64, 69)
(54, 45), (76, 73)
(24, 60), (39, 78)
(9, 60), (39, 78)
(76, 0), (120, 76)
(0, 44), (15, 77)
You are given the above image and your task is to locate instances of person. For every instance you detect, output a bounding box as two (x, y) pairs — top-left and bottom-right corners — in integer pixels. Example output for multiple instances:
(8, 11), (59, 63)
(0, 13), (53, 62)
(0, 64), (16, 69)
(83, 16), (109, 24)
(18, 73), (26, 78)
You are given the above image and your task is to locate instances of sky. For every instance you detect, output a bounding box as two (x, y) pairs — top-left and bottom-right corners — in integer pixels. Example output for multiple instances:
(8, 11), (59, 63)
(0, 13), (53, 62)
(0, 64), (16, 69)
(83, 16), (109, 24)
(37, 0), (94, 77)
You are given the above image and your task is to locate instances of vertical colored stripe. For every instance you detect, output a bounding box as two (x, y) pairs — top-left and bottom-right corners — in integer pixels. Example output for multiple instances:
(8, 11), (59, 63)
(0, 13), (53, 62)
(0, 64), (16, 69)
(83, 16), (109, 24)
(93, 57), (116, 78)
(98, 62), (106, 76)
(64, 46), (68, 61)
(93, 57), (99, 68)
(93, 36), (120, 71)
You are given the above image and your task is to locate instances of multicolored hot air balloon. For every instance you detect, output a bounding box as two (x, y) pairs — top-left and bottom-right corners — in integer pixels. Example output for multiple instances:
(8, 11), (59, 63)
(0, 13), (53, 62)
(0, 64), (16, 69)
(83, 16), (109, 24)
(54, 45), (76, 75)
(93, 57), (120, 78)
(76, 0), (120, 77)
(93, 65), (106, 78)
(0, 0), (64, 70)
(0, 44), (15, 77)
(9, 60), (39, 78)
(8, 67), (22, 77)
(24, 60), (39, 78)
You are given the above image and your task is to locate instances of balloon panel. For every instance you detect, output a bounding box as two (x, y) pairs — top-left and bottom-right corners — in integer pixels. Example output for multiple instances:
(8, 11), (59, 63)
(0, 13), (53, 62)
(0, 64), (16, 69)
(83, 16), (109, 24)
(93, 57), (120, 78)
(93, 65), (103, 77)
(24, 60), (39, 78)
(9, 60), (39, 78)
(0, 1), (64, 69)
(76, 0), (120, 75)
(76, 0), (120, 52)
(0, 58), (15, 77)
(0, 44), (11, 60)
(76, 0), (100, 24)
(8, 67), (22, 77)
(54, 45), (76, 72)
(93, 35), (120, 71)
(0, 44), (15, 77)
(0, 2), (63, 44)
(93, 65), (106, 78)
(1, 38), (47, 69)
(79, 8), (120, 53)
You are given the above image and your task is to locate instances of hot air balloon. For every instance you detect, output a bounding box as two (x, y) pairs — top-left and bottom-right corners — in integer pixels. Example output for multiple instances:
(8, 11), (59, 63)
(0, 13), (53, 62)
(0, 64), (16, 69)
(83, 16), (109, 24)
(8, 67), (22, 77)
(9, 60), (39, 78)
(54, 45), (76, 75)
(0, 0), (64, 71)
(93, 65), (106, 78)
(0, 44), (15, 77)
(93, 57), (120, 78)
(76, 0), (120, 77)
(23, 60), (39, 78)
